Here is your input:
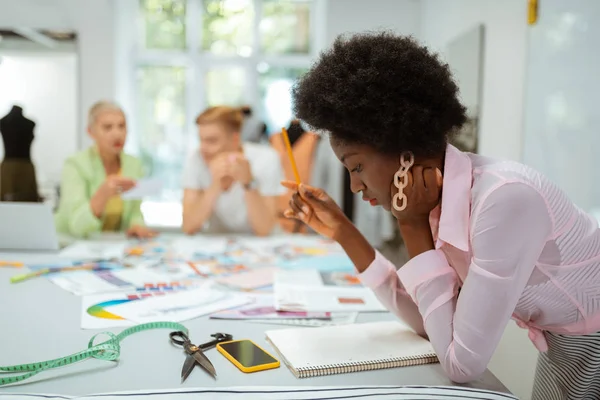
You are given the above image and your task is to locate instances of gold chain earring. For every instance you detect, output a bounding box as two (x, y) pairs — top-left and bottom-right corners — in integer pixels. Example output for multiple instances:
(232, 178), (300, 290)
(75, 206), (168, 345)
(392, 151), (414, 211)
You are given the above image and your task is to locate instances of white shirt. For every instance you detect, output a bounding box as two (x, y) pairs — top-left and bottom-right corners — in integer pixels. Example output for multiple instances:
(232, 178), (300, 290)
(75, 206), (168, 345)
(182, 142), (285, 234)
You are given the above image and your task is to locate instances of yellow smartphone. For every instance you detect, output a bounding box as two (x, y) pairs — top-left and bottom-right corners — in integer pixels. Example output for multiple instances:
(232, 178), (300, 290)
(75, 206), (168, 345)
(216, 339), (280, 373)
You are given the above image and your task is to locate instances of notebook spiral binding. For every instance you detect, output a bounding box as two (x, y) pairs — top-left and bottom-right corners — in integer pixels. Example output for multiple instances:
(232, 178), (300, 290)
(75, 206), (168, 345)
(294, 353), (439, 378)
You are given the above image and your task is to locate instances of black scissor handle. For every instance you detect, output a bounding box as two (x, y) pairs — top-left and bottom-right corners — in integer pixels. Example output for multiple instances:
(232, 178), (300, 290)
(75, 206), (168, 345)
(198, 333), (234, 350)
(211, 333), (233, 342)
(169, 331), (190, 346)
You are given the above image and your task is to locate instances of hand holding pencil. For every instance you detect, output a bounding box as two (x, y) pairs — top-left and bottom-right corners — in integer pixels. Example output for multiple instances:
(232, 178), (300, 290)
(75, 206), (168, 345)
(280, 127), (351, 240)
(281, 127), (302, 184)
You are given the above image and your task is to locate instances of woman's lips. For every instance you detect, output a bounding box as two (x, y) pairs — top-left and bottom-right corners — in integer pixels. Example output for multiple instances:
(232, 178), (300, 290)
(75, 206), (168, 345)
(363, 196), (378, 206)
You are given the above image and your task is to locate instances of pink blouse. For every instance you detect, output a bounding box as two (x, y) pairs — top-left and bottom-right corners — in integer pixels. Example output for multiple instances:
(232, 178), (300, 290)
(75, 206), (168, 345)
(358, 144), (600, 383)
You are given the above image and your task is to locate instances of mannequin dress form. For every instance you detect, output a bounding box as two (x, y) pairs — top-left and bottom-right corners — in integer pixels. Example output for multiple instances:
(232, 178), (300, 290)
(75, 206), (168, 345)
(0, 105), (40, 202)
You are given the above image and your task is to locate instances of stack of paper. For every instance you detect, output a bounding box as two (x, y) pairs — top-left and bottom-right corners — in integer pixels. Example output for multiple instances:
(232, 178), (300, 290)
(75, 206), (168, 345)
(274, 270), (386, 313)
(59, 241), (127, 260)
(81, 283), (251, 329)
(120, 177), (163, 200)
(210, 291), (359, 327)
(21, 235), (382, 329)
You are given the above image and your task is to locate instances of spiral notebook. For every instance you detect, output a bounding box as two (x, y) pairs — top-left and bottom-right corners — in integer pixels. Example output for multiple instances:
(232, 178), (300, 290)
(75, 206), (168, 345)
(265, 320), (438, 378)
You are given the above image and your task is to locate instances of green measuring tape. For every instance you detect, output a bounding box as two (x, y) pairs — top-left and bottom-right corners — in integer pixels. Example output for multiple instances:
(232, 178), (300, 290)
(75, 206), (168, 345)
(0, 321), (187, 386)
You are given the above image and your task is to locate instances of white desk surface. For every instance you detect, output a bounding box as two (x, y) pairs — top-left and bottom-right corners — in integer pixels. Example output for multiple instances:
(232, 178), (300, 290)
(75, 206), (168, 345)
(0, 238), (510, 396)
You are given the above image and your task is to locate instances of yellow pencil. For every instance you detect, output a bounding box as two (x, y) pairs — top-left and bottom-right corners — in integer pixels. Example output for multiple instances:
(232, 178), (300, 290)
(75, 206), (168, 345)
(281, 127), (301, 183)
(0, 261), (23, 268)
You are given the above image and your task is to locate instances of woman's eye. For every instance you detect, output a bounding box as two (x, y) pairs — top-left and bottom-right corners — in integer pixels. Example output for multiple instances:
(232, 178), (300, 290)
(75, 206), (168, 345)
(351, 164), (363, 173)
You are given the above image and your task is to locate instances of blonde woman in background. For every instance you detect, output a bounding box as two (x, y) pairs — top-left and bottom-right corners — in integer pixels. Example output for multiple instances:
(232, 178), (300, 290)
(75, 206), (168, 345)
(55, 101), (156, 238)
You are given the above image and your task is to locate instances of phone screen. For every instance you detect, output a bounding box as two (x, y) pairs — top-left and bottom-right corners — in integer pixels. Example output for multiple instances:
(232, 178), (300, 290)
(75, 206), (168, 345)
(219, 340), (278, 368)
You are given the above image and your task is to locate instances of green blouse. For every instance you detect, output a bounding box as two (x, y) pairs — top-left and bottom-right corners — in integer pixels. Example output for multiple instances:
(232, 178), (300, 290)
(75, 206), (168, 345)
(54, 147), (146, 238)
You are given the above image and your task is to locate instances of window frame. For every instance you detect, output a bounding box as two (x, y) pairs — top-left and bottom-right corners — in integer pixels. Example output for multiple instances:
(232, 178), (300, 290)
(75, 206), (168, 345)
(132, 0), (325, 147)
(115, 0), (326, 212)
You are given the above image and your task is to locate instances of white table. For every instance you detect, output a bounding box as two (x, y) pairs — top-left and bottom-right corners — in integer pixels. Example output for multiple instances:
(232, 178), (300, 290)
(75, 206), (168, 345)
(0, 242), (511, 396)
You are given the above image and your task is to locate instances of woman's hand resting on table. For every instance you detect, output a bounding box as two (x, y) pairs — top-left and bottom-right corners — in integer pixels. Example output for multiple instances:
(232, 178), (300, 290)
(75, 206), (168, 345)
(126, 225), (158, 239)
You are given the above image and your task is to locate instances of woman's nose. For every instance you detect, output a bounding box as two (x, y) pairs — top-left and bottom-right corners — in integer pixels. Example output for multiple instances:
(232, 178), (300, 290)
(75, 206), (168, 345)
(349, 174), (366, 193)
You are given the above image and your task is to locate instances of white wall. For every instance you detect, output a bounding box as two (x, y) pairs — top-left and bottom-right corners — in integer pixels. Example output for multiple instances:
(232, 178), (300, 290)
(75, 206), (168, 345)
(0, 52), (78, 185)
(326, 0), (421, 44)
(0, 0), (115, 144)
(420, 1), (535, 399)
(68, 0), (116, 146)
(522, 0), (600, 214)
(420, 0), (528, 162)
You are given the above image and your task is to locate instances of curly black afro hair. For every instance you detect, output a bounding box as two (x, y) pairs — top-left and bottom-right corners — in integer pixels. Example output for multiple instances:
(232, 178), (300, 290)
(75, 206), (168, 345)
(292, 32), (467, 158)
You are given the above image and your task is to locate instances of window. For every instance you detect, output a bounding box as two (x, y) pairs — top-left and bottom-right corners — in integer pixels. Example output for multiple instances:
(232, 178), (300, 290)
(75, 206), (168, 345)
(129, 0), (323, 225)
(258, 65), (308, 132)
(201, 0), (254, 55)
(135, 65), (187, 201)
(205, 67), (246, 106)
(260, 1), (311, 54)
(141, 0), (187, 50)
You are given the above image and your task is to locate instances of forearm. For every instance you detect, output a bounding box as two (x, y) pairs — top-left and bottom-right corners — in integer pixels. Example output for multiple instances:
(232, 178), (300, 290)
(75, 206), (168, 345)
(358, 250), (426, 337)
(128, 201), (145, 228)
(244, 189), (276, 236)
(89, 189), (109, 218)
(337, 225), (426, 336)
(182, 187), (220, 234)
(335, 224), (376, 273)
(65, 201), (103, 238)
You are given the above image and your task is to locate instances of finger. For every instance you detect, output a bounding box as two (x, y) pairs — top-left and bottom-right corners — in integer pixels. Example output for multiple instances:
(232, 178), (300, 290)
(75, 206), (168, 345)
(229, 153), (243, 163)
(117, 177), (136, 185)
(406, 169), (414, 189)
(423, 168), (437, 190)
(220, 163), (231, 172)
(289, 194), (306, 216)
(436, 168), (443, 186)
(412, 166), (425, 190)
(298, 184), (331, 209)
(283, 209), (296, 219)
(219, 166), (232, 177)
(286, 202), (311, 224)
(219, 159), (232, 169)
(281, 180), (299, 191)
(117, 184), (135, 193)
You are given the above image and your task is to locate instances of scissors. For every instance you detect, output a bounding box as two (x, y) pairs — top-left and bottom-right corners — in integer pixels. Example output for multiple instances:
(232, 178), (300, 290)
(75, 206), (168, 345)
(169, 331), (232, 382)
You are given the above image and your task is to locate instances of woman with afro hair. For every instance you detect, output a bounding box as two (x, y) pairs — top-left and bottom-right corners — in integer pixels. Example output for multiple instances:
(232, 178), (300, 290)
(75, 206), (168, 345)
(283, 32), (600, 400)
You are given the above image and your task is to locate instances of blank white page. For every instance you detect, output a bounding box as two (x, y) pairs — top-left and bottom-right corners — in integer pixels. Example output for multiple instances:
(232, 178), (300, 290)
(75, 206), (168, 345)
(266, 321), (436, 372)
